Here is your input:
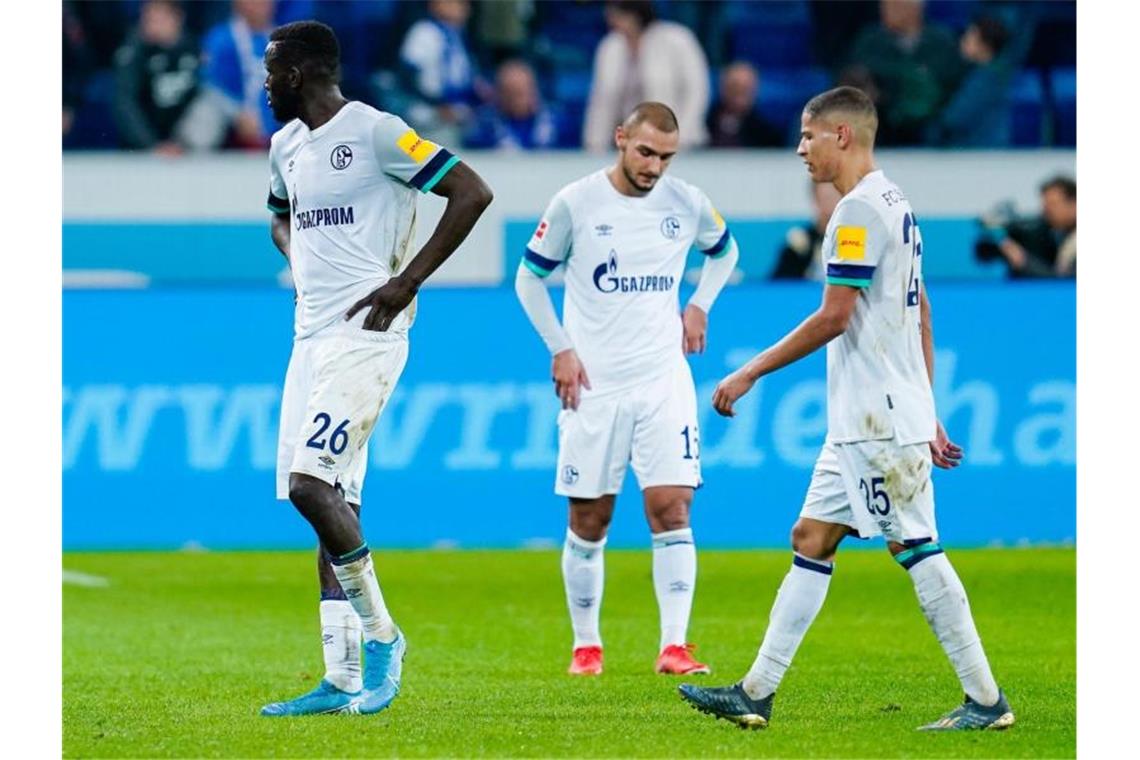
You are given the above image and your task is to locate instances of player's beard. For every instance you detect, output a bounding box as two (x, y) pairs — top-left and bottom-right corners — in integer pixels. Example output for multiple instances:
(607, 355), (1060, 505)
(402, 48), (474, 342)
(621, 163), (658, 194)
(269, 91), (302, 123)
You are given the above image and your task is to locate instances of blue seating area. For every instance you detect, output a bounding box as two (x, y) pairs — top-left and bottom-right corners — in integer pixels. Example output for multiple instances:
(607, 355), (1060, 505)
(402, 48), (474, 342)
(1050, 68), (1076, 147)
(753, 67), (833, 137)
(724, 0), (813, 68)
(1010, 70), (1046, 148)
(730, 20), (815, 69)
(924, 0), (981, 33)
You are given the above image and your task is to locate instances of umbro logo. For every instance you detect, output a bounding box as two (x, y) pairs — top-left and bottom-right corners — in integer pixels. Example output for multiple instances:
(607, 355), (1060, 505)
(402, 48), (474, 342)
(573, 596), (595, 608)
(319, 455), (336, 467)
(669, 581), (691, 593)
(594, 224), (613, 237)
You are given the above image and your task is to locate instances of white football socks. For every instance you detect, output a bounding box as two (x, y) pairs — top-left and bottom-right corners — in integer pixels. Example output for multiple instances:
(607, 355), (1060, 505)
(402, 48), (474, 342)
(904, 548), (1001, 706)
(742, 554), (833, 700)
(562, 529), (606, 648)
(330, 545), (397, 644)
(318, 599), (363, 693)
(652, 528), (697, 649)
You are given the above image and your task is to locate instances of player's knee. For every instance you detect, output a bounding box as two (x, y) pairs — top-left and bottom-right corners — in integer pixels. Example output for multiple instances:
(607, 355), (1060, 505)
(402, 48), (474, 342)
(288, 474), (327, 517)
(569, 503), (612, 541)
(571, 514), (610, 542)
(651, 496), (692, 532)
(791, 521), (830, 560)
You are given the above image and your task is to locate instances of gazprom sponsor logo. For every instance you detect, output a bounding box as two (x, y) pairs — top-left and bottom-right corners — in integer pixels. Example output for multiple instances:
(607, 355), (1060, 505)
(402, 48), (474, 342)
(592, 251), (676, 294)
(294, 205), (355, 231)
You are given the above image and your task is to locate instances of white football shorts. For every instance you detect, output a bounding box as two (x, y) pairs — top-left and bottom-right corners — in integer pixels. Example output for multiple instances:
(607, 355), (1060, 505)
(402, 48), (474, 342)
(555, 359), (701, 498)
(800, 437), (938, 544)
(276, 326), (408, 504)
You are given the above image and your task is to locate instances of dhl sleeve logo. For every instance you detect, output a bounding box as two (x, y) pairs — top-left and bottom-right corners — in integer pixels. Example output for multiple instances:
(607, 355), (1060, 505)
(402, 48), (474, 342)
(396, 129), (437, 163)
(836, 225), (867, 261)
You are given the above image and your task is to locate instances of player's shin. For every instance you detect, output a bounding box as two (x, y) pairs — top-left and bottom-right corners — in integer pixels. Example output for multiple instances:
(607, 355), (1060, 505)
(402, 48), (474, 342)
(652, 528), (697, 648)
(742, 554), (833, 700)
(329, 544), (398, 644)
(562, 529), (606, 647)
(898, 544), (1001, 706)
(319, 597), (363, 693)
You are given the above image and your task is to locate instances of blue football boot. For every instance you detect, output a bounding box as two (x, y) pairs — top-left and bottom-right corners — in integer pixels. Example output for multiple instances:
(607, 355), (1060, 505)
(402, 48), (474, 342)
(919, 690), (1015, 731)
(347, 630), (407, 715)
(260, 678), (360, 716)
(678, 682), (774, 729)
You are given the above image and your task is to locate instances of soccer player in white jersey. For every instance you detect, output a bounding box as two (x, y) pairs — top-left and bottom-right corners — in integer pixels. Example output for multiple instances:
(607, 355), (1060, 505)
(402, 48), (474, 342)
(256, 21), (492, 717)
(516, 102), (739, 676)
(678, 87), (1013, 731)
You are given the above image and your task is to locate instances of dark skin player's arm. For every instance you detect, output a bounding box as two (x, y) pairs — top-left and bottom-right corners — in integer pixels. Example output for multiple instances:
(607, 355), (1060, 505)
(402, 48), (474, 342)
(271, 212), (290, 261)
(346, 161), (494, 331)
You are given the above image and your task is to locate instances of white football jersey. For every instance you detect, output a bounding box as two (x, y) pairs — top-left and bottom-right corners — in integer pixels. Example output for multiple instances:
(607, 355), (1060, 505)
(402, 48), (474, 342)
(822, 169), (936, 446)
(267, 102), (461, 339)
(524, 170), (732, 393)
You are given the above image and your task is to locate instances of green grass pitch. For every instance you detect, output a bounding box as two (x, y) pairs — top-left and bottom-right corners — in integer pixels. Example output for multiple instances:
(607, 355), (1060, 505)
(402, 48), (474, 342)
(64, 547), (1074, 758)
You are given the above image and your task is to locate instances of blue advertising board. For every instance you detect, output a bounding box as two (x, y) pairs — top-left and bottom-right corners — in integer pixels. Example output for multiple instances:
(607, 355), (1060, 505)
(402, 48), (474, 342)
(63, 283), (1074, 550)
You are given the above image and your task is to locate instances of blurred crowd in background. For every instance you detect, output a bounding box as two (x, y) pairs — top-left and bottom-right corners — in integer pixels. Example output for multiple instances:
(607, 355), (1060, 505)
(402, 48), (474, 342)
(63, 0), (1076, 154)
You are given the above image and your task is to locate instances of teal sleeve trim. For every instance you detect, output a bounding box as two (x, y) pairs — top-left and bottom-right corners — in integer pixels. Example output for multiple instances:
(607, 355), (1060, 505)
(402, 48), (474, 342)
(420, 155), (461, 194)
(709, 233), (736, 260)
(826, 276), (872, 288)
(701, 228), (732, 257)
(522, 258), (553, 278)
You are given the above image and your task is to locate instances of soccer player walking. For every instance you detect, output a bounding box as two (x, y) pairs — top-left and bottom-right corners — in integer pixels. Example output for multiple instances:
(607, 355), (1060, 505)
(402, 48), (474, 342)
(516, 102), (739, 676)
(258, 21), (492, 716)
(678, 87), (1013, 731)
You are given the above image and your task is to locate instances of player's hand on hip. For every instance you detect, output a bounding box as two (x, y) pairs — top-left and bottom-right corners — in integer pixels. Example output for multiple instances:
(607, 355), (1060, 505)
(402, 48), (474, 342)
(712, 369), (755, 418)
(682, 304), (708, 354)
(552, 349), (590, 410)
(929, 419), (964, 469)
(345, 275), (418, 332)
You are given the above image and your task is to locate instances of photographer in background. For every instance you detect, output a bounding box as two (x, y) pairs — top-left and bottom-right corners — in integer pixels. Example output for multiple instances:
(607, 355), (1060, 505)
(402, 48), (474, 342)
(976, 176), (1076, 278)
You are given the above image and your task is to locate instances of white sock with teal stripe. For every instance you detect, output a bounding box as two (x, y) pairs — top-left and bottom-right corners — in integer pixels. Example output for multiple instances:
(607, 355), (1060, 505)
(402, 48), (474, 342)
(319, 599), (362, 693)
(330, 544), (397, 644)
(652, 528), (697, 649)
(742, 553), (833, 700)
(900, 545), (1000, 706)
(562, 530), (606, 648)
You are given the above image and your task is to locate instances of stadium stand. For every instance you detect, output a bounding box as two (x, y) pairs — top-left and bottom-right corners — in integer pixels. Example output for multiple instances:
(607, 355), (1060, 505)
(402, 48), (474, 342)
(62, 0), (1077, 152)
